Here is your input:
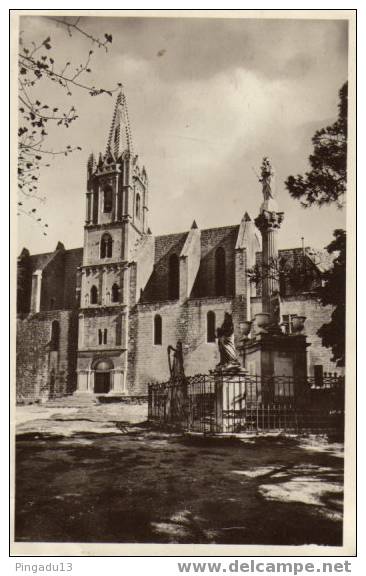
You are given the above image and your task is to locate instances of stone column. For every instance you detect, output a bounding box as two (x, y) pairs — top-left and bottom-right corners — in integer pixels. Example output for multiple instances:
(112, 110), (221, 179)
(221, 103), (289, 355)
(76, 370), (89, 393)
(110, 370), (115, 392)
(120, 266), (128, 305)
(114, 175), (119, 222)
(255, 210), (283, 314)
(90, 191), (95, 224)
(89, 370), (95, 393)
(253, 158), (284, 318)
(86, 369), (91, 392)
(78, 314), (84, 348)
(30, 270), (42, 313)
(97, 186), (102, 224)
(85, 193), (90, 224)
(110, 370), (125, 394)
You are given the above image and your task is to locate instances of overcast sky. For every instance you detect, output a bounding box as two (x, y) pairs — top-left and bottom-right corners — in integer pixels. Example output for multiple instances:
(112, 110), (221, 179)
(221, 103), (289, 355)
(17, 14), (348, 255)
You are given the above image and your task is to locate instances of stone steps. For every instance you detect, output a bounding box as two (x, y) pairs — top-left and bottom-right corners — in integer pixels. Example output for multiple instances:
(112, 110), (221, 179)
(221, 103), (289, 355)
(42, 394), (98, 408)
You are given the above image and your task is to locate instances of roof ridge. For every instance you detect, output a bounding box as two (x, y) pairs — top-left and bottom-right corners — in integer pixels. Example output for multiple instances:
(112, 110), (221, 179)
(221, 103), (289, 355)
(155, 224), (239, 240)
(201, 224), (239, 233)
(28, 246), (83, 259)
(29, 250), (53, 259)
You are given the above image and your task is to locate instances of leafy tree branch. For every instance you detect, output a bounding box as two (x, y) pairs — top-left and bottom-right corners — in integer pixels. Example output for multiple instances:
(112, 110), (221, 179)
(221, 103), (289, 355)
(18, 16), (121, 234)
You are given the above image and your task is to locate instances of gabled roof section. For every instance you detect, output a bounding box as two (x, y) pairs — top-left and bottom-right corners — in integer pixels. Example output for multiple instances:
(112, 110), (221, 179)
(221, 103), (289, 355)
(191, 224), (239, 298)
(29, 251), (55, 273)
(141, 232), (188, 302)
(28, 242), (65, 273)
(154, 232), (189, 263)
(255, 247), (333, 273)
(26, 246), (82, 275)
(254, 246), (334, 297)
(153, 224), (240, 261)
(200, 224), (240, 257)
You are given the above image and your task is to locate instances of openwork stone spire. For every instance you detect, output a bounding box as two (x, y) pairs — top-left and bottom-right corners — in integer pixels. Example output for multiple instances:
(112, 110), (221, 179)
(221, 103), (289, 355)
(105, 89), (133, 158)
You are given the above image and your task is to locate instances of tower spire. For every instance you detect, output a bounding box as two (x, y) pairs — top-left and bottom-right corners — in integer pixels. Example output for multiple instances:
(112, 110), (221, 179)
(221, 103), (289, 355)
(106, 88), (133, 158)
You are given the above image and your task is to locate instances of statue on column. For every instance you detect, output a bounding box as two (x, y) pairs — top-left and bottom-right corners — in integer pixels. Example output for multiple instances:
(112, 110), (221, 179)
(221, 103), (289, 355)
(216, 312), (240, 369)
(260, 157), (275, 200)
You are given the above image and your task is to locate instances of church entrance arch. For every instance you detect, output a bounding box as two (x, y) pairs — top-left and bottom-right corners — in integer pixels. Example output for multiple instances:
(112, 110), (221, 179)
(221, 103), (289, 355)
(92, 358), (113, 394)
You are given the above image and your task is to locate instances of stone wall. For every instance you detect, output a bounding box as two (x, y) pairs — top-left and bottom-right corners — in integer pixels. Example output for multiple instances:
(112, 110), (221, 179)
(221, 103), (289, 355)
(280, 295), (342, 376)
(127, 295), (247, 395)
(250, 295), (342, 376)
(16, 310), (78, 402)
(80, 267), (124, 308)
(79, 309), (124, 349)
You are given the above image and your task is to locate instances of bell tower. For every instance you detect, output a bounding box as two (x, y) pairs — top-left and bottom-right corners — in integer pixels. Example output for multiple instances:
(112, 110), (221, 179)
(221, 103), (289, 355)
(76, 89), (149, 396)
(84, 90), (149, 265)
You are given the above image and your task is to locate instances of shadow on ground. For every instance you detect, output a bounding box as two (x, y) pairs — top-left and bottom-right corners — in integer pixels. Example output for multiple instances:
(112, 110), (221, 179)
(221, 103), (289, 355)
(15, 403), (344, 545)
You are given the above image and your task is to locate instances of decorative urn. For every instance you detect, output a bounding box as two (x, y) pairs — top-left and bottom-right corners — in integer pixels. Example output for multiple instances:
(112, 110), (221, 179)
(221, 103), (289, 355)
(239, 320), (252, 338)
(254, 312), (270, 334)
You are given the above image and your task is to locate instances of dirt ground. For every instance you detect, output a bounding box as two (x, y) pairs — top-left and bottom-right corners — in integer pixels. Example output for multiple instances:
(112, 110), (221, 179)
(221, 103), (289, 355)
(15, 402), (344, 545)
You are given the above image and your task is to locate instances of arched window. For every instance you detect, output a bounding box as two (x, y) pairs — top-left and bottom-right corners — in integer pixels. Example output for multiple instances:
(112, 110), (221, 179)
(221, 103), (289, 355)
(100, 233), (112, 259)
(169, 253), (180, 300)
(215, 247), (226, 296)
(154, 314), (162, 346)
(103, 186), (113, 212)
(207, 311), (216, 343)
(98, 329), (103, 345)
(136, 193), (141, 219)
(111, 283), (119, 303)
(85, 293), (89, 306)
(90, 285), (98, 305)
(50, 320), (60, 351)
(103, 329), (107, 345)
(106, 291), (110, 305)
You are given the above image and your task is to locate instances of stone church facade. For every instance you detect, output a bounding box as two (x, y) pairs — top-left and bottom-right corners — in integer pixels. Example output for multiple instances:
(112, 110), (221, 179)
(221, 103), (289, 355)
(16, 92), (341, 402)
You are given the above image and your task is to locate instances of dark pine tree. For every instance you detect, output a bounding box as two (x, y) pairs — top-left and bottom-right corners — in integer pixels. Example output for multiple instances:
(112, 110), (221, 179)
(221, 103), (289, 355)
(316, 229), (346, 367)
(285, 82), (348, 366)
(285, 82), (347, 209)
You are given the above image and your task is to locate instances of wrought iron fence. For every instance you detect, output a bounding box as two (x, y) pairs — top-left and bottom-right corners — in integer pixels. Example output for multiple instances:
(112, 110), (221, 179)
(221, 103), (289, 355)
(148, 373), (344, 434)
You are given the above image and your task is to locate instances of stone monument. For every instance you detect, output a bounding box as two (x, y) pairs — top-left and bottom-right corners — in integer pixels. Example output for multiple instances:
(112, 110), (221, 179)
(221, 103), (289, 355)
(241, 157), (309, 403)
(213, 313), (247, 432)
(216, 312), (241, 370)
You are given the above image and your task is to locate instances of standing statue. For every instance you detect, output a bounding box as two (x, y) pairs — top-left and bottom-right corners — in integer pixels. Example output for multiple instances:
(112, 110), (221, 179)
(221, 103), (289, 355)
(167, 341), (185, 380)
(166, 340), (187, 424)
(216, 313), (240, 369)
(260, 157), (275, 201)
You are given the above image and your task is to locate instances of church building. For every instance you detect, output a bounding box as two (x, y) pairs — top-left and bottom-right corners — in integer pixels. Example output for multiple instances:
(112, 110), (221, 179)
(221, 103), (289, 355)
(16, 91), (341, 402)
